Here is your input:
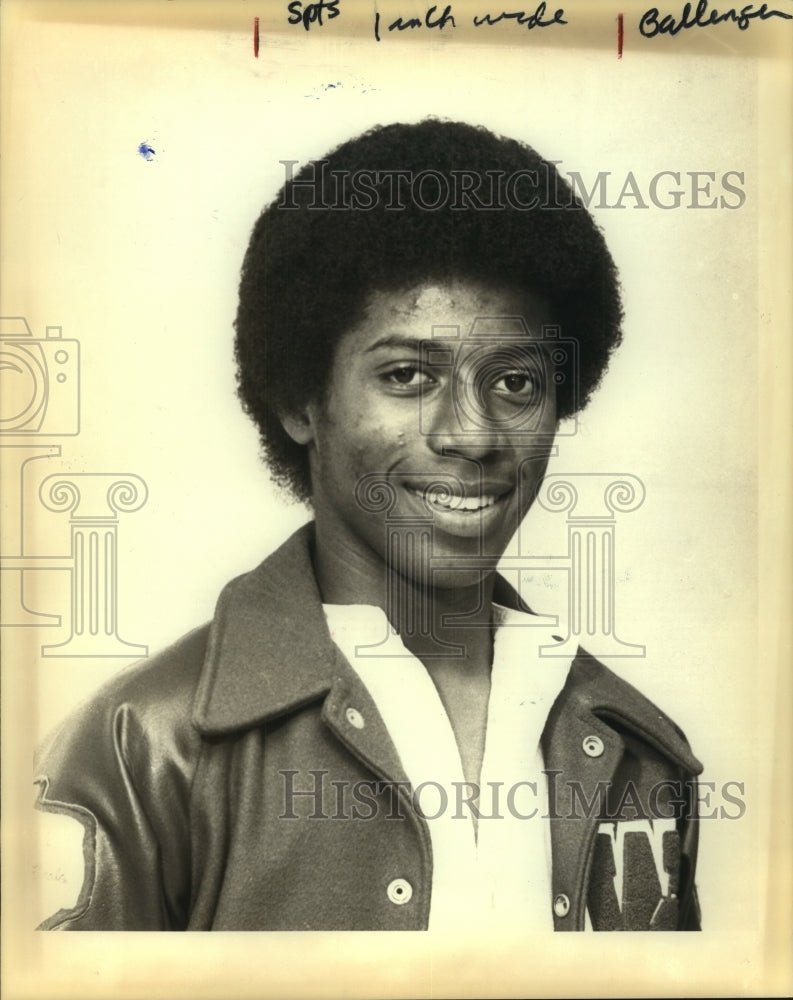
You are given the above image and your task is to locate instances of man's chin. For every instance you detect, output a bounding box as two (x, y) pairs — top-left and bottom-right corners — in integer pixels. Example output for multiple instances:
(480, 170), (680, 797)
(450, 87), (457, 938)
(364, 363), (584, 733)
(386, 556), (500, 595)
(427, 566), (499, 594)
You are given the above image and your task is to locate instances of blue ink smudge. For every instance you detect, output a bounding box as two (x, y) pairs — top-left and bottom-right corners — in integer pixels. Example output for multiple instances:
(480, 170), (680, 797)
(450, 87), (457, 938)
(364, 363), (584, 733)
(138, 142), (156, 161)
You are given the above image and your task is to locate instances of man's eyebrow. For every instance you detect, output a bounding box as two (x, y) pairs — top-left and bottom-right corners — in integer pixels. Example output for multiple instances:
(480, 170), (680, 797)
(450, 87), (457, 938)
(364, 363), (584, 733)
(363, 334), (427, 353)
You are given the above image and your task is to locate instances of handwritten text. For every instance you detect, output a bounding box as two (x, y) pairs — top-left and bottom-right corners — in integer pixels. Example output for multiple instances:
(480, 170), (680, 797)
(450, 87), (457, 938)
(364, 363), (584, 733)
(287, 0), (340, 31)
(473, 3), (567, 29)
(640, 0), (792, 36)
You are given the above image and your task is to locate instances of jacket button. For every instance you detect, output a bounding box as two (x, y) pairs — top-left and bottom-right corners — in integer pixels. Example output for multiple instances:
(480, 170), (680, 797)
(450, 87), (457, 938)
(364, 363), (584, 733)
(553, 893), (570, 918)
(345, 707), (365, 729)
(582, 734), (604, 758)
(386, 878), (413, 905)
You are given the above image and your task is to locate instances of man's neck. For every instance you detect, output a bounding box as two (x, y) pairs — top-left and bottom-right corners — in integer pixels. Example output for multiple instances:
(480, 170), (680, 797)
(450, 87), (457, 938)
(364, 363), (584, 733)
(311, 518), (497, 667)
(312, 518), (497, 789)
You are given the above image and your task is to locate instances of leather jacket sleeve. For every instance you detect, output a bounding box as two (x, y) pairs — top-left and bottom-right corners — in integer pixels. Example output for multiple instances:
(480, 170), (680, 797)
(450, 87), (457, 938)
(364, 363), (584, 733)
(34, 627), (209, 930)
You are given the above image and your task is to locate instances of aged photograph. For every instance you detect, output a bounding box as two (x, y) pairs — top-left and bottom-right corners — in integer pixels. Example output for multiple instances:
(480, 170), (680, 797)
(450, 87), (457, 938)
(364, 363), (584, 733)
(2, 1), (789, 997)
(33, 118), (702, 932)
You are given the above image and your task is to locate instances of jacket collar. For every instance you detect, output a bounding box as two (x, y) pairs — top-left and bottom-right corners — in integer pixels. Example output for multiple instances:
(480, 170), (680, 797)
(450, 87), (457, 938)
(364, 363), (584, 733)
(543, 648), (703, 776)
(192, 522), (701, 777)
(192, 523), (534, 735)
(192, 523), (342, 734)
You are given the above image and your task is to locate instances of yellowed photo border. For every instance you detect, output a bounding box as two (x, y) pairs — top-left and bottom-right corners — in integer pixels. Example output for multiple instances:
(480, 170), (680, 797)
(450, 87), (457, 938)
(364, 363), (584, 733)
(2, 0), (791, 996)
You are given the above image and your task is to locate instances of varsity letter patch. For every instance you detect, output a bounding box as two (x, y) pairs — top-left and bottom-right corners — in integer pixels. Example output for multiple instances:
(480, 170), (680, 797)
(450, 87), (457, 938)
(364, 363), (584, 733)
(586, 818), (680, 930)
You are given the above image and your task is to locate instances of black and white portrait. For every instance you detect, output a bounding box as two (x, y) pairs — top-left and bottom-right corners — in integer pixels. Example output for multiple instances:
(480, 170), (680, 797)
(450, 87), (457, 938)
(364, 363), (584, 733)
(2, 2), (788, 997)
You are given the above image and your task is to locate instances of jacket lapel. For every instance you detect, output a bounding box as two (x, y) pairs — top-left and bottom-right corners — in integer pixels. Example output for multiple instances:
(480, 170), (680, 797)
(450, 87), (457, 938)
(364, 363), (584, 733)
(191, 523), (410, 786)
(541, 650), (703, 930)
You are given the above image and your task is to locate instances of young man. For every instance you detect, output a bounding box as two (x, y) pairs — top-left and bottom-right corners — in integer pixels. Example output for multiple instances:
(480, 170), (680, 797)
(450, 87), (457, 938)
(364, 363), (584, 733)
(35, 120), (702, 931)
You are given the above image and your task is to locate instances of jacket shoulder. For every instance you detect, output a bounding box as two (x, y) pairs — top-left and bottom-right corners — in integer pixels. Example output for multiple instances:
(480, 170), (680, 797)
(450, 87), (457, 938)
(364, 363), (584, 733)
(36, 623), (211, 777)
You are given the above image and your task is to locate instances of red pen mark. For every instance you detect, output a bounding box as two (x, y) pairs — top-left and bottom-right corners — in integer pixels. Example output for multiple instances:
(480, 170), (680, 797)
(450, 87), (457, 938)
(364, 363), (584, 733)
(617, 13), (624, 58)
(254, 17), (260, 58)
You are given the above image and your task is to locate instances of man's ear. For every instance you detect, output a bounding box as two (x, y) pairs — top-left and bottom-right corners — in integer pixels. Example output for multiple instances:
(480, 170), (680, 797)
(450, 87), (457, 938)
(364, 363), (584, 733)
(279, 405), (316, 446)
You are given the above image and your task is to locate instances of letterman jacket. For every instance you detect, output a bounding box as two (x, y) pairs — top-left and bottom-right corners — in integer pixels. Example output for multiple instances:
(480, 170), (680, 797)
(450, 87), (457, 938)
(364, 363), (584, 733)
(35, 523), (703, 931)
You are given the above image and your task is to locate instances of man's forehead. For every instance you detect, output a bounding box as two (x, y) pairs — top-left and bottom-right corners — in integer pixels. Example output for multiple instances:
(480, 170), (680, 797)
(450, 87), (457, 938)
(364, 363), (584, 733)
(406, 282), (531, 314)
(350, 281), (554, 352)
(413, 284), (459, 313)
(372, 280), (550, 324)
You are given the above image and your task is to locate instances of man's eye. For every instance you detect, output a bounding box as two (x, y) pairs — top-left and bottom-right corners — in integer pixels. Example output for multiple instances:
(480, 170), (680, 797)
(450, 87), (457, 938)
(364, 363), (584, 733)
(492, 372), (537, 396)
(383, 366), (432, 388)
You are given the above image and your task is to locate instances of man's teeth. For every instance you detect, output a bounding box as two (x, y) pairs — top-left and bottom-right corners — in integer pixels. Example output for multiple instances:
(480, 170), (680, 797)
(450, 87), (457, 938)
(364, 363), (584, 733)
(408, 487), (500, 512)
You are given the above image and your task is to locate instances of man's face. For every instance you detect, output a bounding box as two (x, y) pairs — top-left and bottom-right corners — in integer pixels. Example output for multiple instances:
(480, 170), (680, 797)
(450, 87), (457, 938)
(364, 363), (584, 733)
(286, 279), (558, 591)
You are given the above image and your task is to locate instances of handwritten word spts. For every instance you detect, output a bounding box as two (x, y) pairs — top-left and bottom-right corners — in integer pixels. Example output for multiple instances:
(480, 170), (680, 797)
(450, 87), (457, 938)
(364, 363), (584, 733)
(287, 0), (340, 31)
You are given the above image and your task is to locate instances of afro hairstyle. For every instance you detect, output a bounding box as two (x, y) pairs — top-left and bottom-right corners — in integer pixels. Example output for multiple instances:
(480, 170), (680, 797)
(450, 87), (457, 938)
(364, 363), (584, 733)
(234, 118), (623, 502)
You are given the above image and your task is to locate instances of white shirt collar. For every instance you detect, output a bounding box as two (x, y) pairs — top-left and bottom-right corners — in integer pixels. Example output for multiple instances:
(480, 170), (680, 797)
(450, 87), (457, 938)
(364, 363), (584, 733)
(323, 601), (573, 932)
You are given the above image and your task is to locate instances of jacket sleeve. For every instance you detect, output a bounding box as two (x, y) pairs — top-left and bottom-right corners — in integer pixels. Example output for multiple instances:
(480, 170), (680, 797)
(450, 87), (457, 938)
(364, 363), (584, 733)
(34, 630), (208, 930)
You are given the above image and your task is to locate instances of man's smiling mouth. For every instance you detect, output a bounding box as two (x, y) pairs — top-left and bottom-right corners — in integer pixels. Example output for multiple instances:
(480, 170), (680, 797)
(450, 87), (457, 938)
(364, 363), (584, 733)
(405, 484), (509, 513)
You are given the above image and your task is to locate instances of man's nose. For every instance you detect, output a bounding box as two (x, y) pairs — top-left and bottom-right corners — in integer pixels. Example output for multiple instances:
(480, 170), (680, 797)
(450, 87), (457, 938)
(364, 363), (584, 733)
(423, 381), (505, 460)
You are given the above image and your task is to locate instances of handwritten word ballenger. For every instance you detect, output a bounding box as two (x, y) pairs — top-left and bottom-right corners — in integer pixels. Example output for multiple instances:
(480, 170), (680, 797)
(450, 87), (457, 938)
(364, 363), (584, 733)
(640, 0), (792, 36)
